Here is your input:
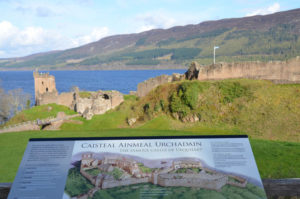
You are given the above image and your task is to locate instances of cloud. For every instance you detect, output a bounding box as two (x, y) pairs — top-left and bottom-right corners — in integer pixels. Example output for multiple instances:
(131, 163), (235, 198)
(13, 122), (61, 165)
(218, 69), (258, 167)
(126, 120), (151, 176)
(0, 20), (110, 58)
(246, 3), (280, 16)
(71, 27), (109, 47)
(135, 11), (176, 32)
(0, 21), (19, 47)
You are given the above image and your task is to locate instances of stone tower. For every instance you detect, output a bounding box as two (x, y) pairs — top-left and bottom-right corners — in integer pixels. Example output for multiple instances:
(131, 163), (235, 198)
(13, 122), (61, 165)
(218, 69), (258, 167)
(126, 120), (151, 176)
(33, 70), (58, 105)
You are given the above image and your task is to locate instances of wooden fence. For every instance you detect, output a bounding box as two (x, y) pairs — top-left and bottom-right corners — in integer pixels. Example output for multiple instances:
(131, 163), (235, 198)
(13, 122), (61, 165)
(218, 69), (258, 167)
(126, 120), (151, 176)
(0, 178), (299, 199)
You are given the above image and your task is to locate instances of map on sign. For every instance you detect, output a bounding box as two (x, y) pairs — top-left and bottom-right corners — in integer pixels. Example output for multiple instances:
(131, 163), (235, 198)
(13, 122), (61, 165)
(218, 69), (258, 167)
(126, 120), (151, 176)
(8, 136), (267, 199)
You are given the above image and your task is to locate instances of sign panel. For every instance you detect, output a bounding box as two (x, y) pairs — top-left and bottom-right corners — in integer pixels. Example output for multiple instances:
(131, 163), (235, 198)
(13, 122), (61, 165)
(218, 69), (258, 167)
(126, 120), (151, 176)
(8, 136), (267, 199)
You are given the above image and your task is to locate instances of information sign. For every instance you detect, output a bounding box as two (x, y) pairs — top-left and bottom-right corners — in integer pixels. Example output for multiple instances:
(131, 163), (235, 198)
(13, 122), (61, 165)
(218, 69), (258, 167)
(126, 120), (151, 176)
(8, 135), (267, 199)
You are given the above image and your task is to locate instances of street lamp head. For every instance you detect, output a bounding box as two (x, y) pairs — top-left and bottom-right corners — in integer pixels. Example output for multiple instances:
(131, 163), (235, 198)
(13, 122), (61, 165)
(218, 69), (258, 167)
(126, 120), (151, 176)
(213, 46), (219, 64)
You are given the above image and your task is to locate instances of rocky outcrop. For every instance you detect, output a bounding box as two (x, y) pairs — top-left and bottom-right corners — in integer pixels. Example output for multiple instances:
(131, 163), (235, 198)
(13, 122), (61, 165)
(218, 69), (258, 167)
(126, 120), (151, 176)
(185, 57), (300, 83)
(185, 61), (201, 80)
(181, 114), (201, 123)
(127, 117), (137, 126)
(137, 73), (185, 97)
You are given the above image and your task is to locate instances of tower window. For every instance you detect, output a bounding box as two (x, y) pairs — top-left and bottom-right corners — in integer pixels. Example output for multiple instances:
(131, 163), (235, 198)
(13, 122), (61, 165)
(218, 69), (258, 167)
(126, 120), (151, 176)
(46, 88), (48, 92)
(42, 81), (44, 85)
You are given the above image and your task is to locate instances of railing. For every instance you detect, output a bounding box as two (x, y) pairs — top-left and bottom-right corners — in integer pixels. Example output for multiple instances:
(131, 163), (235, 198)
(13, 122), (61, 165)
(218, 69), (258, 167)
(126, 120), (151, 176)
(0, 178), (299, 199)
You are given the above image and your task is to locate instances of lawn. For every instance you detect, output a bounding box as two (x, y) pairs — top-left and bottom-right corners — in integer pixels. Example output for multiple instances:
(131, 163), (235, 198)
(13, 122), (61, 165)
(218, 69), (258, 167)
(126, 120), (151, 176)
(0, 129), (299, 182)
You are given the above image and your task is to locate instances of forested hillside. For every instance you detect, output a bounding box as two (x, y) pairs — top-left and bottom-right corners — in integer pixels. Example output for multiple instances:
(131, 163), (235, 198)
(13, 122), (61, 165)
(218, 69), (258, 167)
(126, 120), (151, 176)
(1, 8), (300, 69)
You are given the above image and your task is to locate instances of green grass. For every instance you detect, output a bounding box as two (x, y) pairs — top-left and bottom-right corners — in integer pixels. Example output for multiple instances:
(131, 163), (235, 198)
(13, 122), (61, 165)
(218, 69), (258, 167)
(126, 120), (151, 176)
(85, 168), (102, 176)
(137, 163), (155, 173)
(1, 103), (77, 127)
(138, 115), (173, 130)
(65, 168), (94, 197)
(0, 129), (300, 182)
(79, 91), (92, 98)
(60, 95), (137, 131)
(250, 139), (300, 179)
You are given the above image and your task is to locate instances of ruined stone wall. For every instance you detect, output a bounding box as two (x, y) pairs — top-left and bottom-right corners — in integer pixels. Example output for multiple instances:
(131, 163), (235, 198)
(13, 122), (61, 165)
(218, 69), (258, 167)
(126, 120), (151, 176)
(36, 91), (58, 106)
(57, 92), (74, 108)
(92, 97), (111, 115)
(137, 73), (185, 97)
(110, 91), (125, 108)
(157, 173), (228, 191)
(195, 58), (300, 83)
(102, 177), (149, 189)
(137, 75), (172, 97)
(74, 90), (124, 119)
(36, 92), (74, 107)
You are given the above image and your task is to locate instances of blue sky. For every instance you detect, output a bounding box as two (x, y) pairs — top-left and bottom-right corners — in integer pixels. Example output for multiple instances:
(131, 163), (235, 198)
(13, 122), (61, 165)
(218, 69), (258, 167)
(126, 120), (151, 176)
(0, 0), (299, 58)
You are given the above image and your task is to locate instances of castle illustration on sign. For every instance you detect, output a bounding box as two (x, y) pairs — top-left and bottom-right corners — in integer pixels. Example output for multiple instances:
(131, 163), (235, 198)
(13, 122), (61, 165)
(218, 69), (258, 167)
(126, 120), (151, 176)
(66, 153), (249, 198)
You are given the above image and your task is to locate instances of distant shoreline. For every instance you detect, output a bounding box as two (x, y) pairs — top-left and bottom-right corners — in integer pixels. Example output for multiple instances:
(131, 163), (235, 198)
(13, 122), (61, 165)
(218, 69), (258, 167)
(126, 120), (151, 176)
(0, 65), (187, 71)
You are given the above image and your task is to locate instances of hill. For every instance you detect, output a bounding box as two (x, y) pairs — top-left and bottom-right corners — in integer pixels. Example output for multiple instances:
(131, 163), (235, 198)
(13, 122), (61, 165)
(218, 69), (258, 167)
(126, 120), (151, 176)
(1, 8), (300, 70)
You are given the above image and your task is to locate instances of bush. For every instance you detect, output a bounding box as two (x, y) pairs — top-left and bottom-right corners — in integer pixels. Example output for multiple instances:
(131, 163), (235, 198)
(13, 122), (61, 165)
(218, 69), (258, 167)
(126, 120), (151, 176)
(179, 82), (206, 110)
(169, 81), (210, 117)
(143, 103), (150, 113)
(159, 100), (165, 111)
(169, 92), (190, 117)
(154, 104), (160, 112)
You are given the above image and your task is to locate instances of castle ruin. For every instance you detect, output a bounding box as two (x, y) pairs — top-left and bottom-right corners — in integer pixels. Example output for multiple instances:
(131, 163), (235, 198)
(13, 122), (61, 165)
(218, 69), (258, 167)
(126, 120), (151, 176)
(33, 70), (58, 105)
(33, 71), (124, 119)
(136, 57), (300, 97)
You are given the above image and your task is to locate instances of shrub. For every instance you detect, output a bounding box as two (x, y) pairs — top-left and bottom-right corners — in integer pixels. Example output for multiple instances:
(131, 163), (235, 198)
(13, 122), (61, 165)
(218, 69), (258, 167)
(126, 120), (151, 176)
(169, 92), (190, 117)
(169, 81), (210, 117)
(143, 103), (150, 113)
(154, 104), (160, 112)
(159, 99), (165, 111)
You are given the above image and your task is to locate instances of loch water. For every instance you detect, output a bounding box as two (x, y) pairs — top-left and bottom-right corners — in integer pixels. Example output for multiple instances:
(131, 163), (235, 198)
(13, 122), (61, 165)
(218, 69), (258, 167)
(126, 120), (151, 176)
(0, 70), (186, 101)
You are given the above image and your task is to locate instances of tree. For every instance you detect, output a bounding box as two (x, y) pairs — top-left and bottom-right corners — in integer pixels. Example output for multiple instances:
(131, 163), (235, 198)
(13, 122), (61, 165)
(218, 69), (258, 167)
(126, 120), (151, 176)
(8, 88), (31, 114)
(0, 87), (11, 124)
(0, 82), (31, 124)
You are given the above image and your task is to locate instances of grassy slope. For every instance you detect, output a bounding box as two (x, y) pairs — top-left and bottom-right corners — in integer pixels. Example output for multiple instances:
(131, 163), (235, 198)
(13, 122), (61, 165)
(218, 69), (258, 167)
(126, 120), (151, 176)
(132, 79), (300, 142)
(0, 79), (300, 182)
(0, 103), (77, 127)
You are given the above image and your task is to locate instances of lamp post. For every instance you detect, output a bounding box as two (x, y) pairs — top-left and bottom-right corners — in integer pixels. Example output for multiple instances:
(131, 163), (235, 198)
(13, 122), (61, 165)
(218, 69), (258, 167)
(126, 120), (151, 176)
(214, 46), (219, 64)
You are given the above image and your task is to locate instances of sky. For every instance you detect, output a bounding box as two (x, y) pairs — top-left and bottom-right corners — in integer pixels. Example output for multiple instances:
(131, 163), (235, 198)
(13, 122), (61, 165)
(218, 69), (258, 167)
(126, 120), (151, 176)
(0, 0), (299, 58)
